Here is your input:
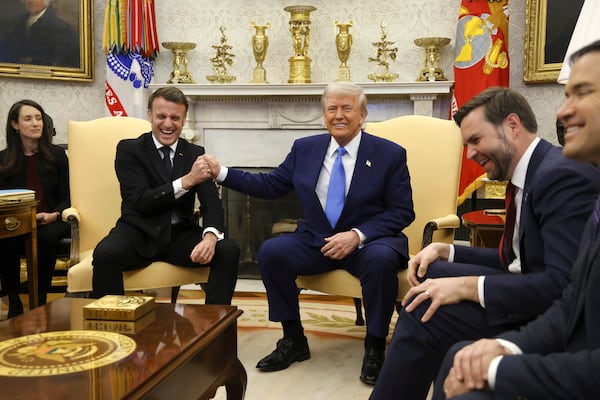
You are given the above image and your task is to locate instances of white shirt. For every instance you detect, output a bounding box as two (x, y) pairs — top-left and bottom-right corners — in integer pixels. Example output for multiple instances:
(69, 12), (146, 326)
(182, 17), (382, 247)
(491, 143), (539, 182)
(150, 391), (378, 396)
(151, 136), (223, 240)
(216, 131), (367, 244)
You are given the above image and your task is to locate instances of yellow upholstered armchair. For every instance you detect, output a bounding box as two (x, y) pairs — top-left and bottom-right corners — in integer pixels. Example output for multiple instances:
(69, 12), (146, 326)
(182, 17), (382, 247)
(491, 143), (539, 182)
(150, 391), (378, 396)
(64, 117), (209, 302)
(295, 115), (463, 324)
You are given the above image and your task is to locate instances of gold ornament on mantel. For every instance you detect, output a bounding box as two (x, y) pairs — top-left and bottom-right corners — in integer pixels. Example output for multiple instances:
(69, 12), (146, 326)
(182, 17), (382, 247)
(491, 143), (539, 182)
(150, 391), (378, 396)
(162, 42), (196, 84)
(284, 5), (316, 83)
(250, 22), (270, 83)
(206, 26), (236, 84)
(335, 20), (354, 82)
(367, 21), (399, 82)
(414, 37), (451, 81)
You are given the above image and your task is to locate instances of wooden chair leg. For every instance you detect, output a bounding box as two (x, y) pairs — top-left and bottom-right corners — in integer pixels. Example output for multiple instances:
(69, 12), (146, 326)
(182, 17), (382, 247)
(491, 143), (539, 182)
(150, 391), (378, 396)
(353, 297), (365, 326)
(171, 286), (180, 303)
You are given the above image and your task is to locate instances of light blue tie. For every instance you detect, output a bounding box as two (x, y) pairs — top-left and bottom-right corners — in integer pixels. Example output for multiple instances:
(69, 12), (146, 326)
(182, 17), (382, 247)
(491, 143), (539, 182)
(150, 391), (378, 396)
(325, 147), (347, 227)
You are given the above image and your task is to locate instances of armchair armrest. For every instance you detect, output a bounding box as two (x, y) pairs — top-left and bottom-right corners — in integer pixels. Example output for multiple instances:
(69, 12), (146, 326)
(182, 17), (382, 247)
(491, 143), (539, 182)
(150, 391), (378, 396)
(61, 207), (81, 264)
(421, 214), (460, 248)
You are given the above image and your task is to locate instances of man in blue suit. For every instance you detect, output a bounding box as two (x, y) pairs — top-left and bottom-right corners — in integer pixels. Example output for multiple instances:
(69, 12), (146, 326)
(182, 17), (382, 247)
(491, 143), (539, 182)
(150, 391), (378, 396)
(204, 82), (415, 384)
(370, 87), (600, 399)
(434, 39), (600, 400)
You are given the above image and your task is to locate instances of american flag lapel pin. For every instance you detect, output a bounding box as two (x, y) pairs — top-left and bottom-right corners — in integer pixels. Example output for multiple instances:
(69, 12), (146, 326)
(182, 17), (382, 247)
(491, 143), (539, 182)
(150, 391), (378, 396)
(366, 160), (372, 167)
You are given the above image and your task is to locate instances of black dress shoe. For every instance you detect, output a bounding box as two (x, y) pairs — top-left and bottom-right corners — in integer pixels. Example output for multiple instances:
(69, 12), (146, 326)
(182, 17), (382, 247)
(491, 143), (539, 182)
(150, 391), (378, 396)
(360, 347), (385, 385)
(256, 336), (310, 371)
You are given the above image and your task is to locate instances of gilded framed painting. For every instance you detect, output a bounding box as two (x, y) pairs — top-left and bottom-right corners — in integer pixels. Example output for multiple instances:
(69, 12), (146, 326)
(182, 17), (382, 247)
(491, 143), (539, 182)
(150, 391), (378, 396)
(0, 0), (93, 82)
(524, 0), (584, 84)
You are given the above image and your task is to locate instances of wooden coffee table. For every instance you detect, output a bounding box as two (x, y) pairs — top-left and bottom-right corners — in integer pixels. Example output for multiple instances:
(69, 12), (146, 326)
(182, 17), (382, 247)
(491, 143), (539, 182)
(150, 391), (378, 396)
(0, 298), (246, 399)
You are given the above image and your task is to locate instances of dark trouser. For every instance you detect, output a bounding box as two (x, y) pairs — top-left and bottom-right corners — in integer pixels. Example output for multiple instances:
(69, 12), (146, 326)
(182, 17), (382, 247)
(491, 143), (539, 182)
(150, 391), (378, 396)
(257, 233), (405, 339)
(91, 222), (240, 304)
(0, 220), (70, 304)
(370, 262), (515, 400)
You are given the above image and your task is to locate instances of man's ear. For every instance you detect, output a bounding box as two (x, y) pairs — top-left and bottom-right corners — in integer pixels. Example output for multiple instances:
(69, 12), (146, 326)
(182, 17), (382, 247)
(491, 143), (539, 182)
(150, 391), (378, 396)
(504, 113), (521, 135)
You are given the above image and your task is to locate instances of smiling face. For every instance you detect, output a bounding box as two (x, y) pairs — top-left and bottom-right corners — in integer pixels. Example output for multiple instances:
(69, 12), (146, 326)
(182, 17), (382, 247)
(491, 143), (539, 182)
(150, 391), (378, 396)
(323, 94), (366, 147)
(557, 51), (600, 166)
(460, 106), (516, 181)
(12, 105), (44, 143)
(147, 96), (186, 147)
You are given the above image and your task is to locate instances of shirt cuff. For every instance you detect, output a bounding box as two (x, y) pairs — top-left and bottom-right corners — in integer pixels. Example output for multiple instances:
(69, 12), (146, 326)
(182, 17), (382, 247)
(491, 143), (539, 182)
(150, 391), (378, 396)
(478, 276), (486, 308)
(173, 178), (188, 199)
(487, 339), (522, 390)
(448, 244), (455, 262)
(203, 227), (224, 241)
(351, 228), (366, 248)
(216, 166), (228, 182)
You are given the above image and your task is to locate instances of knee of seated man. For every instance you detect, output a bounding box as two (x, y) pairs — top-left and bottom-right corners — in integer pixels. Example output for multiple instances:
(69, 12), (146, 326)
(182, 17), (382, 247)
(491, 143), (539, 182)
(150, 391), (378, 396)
(420, 260), (459, 281)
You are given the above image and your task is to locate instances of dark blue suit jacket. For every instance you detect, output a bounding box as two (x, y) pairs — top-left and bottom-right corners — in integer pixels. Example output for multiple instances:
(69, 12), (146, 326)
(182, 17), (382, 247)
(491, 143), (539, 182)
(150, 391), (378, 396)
(494, 213), (600, 399)
(222, 131), (415, 259)
(454, 139), (600, 327)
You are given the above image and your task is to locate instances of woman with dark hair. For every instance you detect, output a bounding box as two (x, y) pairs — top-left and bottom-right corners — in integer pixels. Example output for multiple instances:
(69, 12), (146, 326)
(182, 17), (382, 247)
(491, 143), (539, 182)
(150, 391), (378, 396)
(0, 99), (70, 318)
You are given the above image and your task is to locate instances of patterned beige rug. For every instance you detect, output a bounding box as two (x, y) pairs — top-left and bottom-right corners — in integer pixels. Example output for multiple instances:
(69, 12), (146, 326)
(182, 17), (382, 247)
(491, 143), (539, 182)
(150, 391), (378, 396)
(168, 291), (398, 340)
(157, 290), (398, 400)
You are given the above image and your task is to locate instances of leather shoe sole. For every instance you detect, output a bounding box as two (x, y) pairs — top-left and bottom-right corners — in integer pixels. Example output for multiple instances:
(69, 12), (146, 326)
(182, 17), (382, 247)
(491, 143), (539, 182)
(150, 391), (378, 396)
(360, 347), (384, 385)
(256, 337), (310, 372)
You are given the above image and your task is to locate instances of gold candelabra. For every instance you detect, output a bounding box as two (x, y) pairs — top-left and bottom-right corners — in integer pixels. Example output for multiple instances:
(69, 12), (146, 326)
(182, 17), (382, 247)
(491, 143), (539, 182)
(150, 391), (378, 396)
(335, 20), (354, 82)
(284, 5), (316, 83)
(162, 42), (196, 84)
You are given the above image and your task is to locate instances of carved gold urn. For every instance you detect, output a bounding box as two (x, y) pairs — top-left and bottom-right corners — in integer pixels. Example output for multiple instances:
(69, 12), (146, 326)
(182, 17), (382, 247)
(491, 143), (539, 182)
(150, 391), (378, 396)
(162, 42), (196, 84)
(284, 5), (316, 83)
(335, 20), (354, 82)
(414, 37), (451, 82)
(250, 22), (270, 83)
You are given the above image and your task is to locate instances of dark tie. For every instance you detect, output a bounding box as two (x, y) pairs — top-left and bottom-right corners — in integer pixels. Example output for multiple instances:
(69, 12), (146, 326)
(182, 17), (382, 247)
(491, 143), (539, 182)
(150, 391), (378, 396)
(325, 147), (347, 227)
(499, 182), (516, 268)
(159, 146), (172, 175)
(591, 194), (600, 242)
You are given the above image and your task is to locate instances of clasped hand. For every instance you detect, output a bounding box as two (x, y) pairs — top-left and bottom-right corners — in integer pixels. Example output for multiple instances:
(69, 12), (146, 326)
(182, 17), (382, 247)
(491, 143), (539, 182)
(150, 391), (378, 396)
(182, 155), (214, 189)
(443, 338), (510, 397)
(403, 243), (478, 322)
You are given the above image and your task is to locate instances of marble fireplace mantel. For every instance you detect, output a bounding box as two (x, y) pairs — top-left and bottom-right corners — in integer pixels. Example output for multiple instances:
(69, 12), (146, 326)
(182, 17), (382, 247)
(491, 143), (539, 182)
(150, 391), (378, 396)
(148, 81), (454, 167)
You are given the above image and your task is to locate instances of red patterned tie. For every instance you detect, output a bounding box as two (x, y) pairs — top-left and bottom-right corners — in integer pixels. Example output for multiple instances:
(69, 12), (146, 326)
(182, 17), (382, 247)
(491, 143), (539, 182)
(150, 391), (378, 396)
(499, 182), (516, 268)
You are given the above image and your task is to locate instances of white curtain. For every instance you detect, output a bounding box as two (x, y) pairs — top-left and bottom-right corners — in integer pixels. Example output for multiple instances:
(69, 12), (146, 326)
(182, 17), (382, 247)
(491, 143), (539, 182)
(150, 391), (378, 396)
(558, 0), (600, 83)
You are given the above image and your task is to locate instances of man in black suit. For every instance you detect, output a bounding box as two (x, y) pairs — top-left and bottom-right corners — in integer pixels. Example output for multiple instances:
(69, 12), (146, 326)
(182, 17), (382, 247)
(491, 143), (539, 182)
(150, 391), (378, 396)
(370, 87), (600, 399)
(0, 0), (78, 67)
(91, 86), (239, 304)
(433, 39), (600, 400)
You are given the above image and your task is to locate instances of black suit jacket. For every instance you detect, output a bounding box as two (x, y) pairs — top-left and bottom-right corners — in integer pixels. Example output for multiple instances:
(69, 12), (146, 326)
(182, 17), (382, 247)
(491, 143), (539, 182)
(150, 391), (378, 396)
(494, 213), (600, 399)
(0, 144), (70, 213)
(114, 132), (224, 257)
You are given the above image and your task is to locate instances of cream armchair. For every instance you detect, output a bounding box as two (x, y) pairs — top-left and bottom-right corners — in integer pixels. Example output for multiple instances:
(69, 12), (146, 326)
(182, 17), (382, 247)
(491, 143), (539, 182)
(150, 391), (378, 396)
(295, 115), (463, 324)
(64, 117), (209, 302)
